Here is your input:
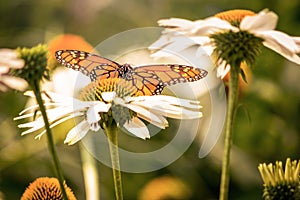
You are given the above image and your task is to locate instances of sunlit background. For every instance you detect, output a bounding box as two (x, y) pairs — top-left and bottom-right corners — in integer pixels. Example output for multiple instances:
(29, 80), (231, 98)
(1, 0), (300, 199)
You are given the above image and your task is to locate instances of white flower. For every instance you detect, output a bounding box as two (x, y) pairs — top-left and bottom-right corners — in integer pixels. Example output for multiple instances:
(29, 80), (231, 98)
(150, 9), (300, 79)
(111, 93), (202, 138)
(15, 89), (202, 145)
(14, 91), (111, 145)
(0, 48), (28, 91)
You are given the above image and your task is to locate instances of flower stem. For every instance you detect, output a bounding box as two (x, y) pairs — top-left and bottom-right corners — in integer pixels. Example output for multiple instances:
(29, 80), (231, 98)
(79, 142), (100, 200)
(219, 64), (240, 200)
(104, 123), (123, 200)
(32, 82), (68, 200)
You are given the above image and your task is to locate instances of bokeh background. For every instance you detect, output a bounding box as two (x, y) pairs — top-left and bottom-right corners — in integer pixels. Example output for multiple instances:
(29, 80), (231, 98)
(1, 0), (300, 199)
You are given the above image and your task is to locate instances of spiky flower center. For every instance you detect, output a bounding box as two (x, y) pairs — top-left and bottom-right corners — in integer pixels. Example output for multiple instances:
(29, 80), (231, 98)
(258, 158), (300, 200)
(21, 177), (76, 200)
(12, 44), (49, 85)
(80, 78), (136, 101)
(215, 9), (255, 27)
(210, 9), (263, 69)
(211, 30), (263, 67)
(80, 78), (137, 127)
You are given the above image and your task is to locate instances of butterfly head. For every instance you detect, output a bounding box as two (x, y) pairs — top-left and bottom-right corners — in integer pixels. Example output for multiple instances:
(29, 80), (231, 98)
(118, 63), (133, 78)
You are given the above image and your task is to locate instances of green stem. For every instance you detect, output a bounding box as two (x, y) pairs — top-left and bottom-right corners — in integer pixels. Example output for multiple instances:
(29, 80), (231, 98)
(104, 123), (123, 200)
(32, 82), (68, 200)
(219, 65), (240, 200)
(79, 142), (100, 200)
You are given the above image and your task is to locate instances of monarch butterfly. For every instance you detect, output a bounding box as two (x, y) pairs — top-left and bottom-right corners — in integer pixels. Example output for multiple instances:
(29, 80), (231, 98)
(55, 50), (208, 95)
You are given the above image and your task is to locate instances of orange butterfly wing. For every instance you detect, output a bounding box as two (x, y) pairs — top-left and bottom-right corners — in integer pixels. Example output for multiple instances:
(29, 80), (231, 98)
(124, 70), (165, 96)
(55, 50), (208, 96)
(55, 50), (122, 81)
(125, 64), (208, 95)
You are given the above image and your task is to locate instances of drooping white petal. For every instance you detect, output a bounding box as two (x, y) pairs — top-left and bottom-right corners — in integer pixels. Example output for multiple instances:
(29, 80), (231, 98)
(259, 31), (300, 64)
(101, 92), (116, 102)
(18, 117), (46, 135)
(123, 117), (150, 139)
(241, 10), (278, 32)
(86, 102), (110, 125)
(86, 107), (100, 124)
(152, 36), (199, 57)
(192, 17), (238, 35)
(64, 120), (90, 145)
(17, 105), (84, 135)
(148, 104), (203, 119)
(0, 75), (28, 91)
(0, 49), (19, 59)
(0, 59), (24, 69)
(293, 37), (300, 52)
(34, 113), (81, 139)
(137, 113), (169, 129)
(158, 18), (195, 31)
(125, 104), (168, 129)
(195, 39), (214, 56)
(0, 66), (9, 74)
(127, 95), (201, 110)
(217, 61), (231, 79)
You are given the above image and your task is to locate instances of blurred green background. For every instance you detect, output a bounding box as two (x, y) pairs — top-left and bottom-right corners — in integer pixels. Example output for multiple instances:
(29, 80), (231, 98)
(1, 0), (300, 199)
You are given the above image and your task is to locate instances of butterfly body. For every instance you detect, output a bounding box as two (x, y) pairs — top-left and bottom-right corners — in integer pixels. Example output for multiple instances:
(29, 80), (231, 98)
(55, 50), (208, 95)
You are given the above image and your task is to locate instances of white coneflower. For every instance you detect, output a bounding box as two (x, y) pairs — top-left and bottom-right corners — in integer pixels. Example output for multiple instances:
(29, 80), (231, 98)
(0, 48), (27, 91)
(258, 158), (300, 200)
(150, 9), (300, 79)
(15, 78), (202, 145)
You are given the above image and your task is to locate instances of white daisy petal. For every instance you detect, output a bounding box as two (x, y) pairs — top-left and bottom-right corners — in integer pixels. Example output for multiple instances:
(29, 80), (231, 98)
(0, 75), (28, 91)
(217, 61), (230, 79)
(123, 117), (150, 139)
(137, 113), (168, 129)
(193, 17), (237, 35)
(90, 122), (101, 132)
(260, 31), (300, 64)
(241, 10), (278, 31)
(149, 105), (202, 119)
(149, 35), (173, 51)
(64, 120), (90, 145)
(19, 118), (47, 135)
(126, 104), (168, 128)
(293, 37), (300, 50)
(34, 113), (81, 140)
(158, 18), (195, 31)
(128, 95), (201, 109)
(0, 66), (9, 74)
(86, 106), (101, 124)
(0, 59), (25, 69)
(34, 130), (47, 140)
(0, 49), (19, 59)
(101, 92), (116, 102)
(152, 36), (198, 56)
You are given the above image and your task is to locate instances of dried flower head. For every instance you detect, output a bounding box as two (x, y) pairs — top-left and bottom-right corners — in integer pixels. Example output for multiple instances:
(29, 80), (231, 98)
(21, 177), (76, 200)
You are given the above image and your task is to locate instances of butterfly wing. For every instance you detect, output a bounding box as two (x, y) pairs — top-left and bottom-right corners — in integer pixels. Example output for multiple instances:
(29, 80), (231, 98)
(55, 50), (122, 81)
(55, 51), (208, 96)
(123, 71), (165, 96)
(123, 64), (208, 95)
